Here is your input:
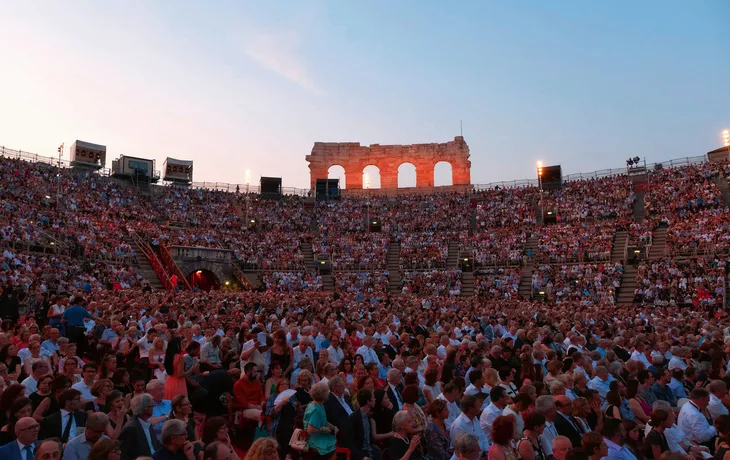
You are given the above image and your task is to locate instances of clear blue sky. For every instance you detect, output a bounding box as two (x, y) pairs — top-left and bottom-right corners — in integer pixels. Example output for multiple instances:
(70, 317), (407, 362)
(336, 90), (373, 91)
(0, 1), (728, 189)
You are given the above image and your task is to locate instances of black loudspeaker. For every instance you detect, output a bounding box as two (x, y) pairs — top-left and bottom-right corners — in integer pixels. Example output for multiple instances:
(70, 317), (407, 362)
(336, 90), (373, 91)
(316, 179), (340, 200)
(540, 165), (562, 191)
(260, 177), (282, 200)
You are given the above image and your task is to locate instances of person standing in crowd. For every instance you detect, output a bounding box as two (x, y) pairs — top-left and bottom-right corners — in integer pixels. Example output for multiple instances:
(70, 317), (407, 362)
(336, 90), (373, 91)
(304, 382), (338, 460)
(323, 376), (352, 432)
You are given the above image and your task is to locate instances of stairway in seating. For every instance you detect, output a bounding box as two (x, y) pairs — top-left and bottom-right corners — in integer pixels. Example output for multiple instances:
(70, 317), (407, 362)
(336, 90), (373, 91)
(322, 274), (334, 291)
(535, 202), (544, 225)
(447, 241), (460, 270)
(633, 191), (645, 222)
(647, 225), (668, 259)
(518, 265), (534, 300)
(611, 230), (628, 263)
(712, 176), (730, 205)
(524, 235), (539, 260)
(124, 236), (164, 290)
(387, 240), (401, 293)
(461, 271), (474, 296)
(301, 241), (316, 272)
(616, 264), (637, 304)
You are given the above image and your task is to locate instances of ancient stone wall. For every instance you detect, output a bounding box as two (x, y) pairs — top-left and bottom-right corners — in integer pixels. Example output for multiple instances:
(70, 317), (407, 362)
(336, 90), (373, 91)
(305, 136), (471, 190)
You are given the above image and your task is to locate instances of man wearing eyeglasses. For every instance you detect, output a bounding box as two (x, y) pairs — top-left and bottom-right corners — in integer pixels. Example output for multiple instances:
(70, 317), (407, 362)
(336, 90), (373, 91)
(61, 412), (109, 460)
(0, 417), (39, 460)
(152, 419), (195, 460)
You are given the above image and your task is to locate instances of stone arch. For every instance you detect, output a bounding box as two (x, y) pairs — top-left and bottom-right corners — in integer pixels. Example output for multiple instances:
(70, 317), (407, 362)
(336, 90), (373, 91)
(327, 165), (346, 189)
(362, 165), (381, 189)
(397, 162), (417, 188)
(180, 260), (227, 284)
(306, 137), (471, 191)
(434, 161), (453, 186)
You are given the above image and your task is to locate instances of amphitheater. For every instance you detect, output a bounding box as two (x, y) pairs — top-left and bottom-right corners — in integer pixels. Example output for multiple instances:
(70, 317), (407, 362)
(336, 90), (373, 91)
(2, 138), (729, 310)
(4, 137), (730, 457)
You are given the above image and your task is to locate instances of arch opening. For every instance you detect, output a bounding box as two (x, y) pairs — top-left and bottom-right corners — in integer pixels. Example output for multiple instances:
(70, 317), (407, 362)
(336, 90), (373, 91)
(327, 165), (346, 189)
(434, 161), (453, 186)
(398, 163), (417, 188)
(187, 269), (220, 291)
(362, 165), (381, 189)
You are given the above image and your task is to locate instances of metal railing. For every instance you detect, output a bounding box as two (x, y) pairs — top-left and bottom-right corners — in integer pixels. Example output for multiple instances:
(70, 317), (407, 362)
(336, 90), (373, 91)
(129, 231), (172, 290)
(159, 242), (192, 290)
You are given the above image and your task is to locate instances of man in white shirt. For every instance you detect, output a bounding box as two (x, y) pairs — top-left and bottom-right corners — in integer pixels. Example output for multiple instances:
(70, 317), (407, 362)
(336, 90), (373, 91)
(646, 400), (711, 457)
(630, 343), (653, 369)
(437, 335), (450, 360)
(136, 328), (157, 377)
(708, 380), (729, 420)
(668, 346), (688, 371)
(286, 327), (300, 346)
(450, 394), (490, 455)
(480, 386), (508, 444)
(21, 360), (50, 397)
(327, 336), (344, 366)
(292, 339), (314, 369)
(71, 363), (97, 402)
(437, 383), (462, 429)
(678, 388), (717, 445)
(535, 396), (558, 456)
(356, 336), (378, 365)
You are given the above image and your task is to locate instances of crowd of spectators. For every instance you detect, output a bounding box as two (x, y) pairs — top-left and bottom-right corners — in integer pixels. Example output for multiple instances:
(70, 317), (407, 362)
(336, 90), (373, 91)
(398, 232), (452, 269)
(541, 175), (636, 222)
(229, 230), (306, 271)
(474, 267), (521, 300)
(460, 230), (529, 266)
(312, 233), (389, 270)
(474, 187), (538, 229)
(0, 273), (729, 459)
(634, 257), (725, 308)
(532, 263), (623, 305)
(7, 153), (730, 459)
(401, 269), (462, 296)
(645, 163), (722, 218)
(260, 271), (323, 292)
(666, 207), (730, 255)
(536, 222), (615, 262)
(333, 271), (390, 294)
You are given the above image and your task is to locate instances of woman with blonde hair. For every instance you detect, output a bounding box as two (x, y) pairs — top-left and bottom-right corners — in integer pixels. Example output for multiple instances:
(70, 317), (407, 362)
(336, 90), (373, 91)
(245, 437), (279, 460)
(304, 382), (338, 459)
(484, 368), (501, 391)
(572, 397), (603, 433)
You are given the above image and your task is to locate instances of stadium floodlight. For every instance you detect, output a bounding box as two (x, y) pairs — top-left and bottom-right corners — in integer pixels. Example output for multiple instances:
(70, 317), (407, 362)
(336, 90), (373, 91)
(536, 161), (543, 177)
(724, 129), (730, 147)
